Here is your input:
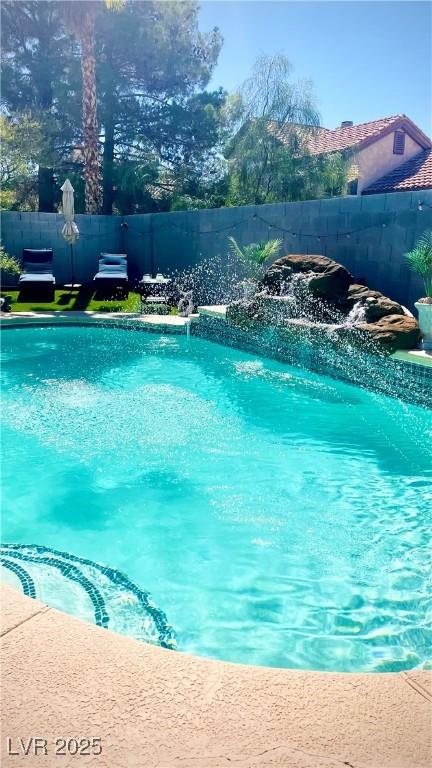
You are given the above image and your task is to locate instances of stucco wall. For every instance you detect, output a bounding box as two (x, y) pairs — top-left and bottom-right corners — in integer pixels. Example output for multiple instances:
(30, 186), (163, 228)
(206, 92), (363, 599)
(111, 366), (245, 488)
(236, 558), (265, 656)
(356, 132), (424, 194)
(2, 189), (432, 309)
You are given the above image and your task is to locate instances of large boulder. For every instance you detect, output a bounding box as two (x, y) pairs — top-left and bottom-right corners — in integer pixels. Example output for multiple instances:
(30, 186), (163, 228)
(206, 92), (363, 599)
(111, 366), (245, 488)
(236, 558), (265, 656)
(227, 253), (420, 356)
(345, 284), (405, 322)
(356, 314), (420, 353)
(276, 315), (420, 354)
(261, 254), (353, 302)
(227, 301), (420, 354)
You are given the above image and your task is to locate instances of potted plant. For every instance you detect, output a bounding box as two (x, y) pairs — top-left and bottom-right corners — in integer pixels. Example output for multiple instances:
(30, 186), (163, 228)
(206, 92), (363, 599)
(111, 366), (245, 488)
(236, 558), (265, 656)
(406, 231), (432, 350)
(228, 236), (282, 299)
(0, 244), (21, 288)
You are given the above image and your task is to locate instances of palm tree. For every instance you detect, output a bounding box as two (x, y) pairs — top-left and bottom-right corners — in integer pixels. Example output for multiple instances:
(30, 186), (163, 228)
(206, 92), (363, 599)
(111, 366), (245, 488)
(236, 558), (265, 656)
(228, 236), (283, 280)
(63, 0), (124, 214)
(406, 231), (432, 299)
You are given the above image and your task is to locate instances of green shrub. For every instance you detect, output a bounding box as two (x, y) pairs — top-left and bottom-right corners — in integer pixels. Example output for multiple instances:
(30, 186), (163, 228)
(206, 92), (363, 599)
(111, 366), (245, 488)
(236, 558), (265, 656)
(228, 237), (283, 280)
(0, 245), (21, 276)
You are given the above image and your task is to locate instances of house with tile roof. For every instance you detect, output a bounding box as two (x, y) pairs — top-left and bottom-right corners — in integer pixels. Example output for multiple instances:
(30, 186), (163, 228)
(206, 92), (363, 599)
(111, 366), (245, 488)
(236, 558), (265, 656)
(269, 114), (432, 196)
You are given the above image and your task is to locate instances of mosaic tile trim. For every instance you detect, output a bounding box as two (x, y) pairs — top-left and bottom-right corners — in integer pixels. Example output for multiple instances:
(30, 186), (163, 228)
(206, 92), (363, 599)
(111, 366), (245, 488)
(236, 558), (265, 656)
(4, 548), (109, 628)
(0, 557), (36, 599)
(1, 543), (175, 649)
(193, 315), (432, 409)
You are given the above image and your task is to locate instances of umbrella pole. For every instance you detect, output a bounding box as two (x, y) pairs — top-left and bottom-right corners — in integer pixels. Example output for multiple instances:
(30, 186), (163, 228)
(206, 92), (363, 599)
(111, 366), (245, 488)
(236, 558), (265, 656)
(65, 243), (81, 290)
(70, 244), (74, 288)
(150, 213), (155, 277)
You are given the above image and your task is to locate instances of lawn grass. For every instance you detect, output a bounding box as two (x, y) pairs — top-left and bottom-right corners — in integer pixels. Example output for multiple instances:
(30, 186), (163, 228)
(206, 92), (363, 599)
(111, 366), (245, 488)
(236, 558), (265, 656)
(1, 288), (143, 313)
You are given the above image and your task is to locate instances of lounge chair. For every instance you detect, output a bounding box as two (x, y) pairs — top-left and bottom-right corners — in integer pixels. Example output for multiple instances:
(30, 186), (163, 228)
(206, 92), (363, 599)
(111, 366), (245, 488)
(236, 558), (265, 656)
(19, 249), (55, 299)
(93, 253), (128, 295)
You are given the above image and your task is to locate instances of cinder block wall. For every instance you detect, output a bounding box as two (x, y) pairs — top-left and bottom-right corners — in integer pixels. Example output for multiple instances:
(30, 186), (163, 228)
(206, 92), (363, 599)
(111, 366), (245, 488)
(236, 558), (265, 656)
(2, 189), (432, 308)
(124, 191), (432, 308)
(0, 212), (124, 285)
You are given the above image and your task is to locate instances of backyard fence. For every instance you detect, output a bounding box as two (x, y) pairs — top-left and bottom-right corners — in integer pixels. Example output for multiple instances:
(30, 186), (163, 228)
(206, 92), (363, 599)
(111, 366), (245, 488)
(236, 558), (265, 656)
(2, 189), (432, 309)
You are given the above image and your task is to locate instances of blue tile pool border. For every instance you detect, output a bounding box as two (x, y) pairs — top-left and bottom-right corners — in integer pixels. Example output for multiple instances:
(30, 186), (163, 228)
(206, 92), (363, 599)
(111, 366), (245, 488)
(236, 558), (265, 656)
(192, 314), (432, 409)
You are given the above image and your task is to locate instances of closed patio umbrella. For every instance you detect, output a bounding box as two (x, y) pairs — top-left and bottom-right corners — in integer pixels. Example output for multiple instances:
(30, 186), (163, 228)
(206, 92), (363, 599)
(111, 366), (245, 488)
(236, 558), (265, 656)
(61, 178), (80, 288)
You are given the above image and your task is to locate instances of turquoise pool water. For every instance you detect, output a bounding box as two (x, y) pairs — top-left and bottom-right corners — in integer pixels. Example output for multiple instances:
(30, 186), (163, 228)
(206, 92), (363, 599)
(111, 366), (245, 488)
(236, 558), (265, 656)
(1, 325), (431, 671)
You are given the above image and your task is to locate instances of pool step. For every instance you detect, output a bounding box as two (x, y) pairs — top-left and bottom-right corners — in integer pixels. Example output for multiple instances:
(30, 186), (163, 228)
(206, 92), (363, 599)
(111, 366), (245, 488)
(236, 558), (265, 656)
(0, 543), (176, 649)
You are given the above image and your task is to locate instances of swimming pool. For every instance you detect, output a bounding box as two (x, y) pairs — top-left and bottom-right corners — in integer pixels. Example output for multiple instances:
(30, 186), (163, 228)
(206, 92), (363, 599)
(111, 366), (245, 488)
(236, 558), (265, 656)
(1, 325), (431, 671)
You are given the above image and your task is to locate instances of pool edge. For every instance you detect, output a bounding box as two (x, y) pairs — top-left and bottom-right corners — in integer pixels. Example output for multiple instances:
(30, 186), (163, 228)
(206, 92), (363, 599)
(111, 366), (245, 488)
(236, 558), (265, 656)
(1, 584), (431, 767)
(0, 310), (197, 334)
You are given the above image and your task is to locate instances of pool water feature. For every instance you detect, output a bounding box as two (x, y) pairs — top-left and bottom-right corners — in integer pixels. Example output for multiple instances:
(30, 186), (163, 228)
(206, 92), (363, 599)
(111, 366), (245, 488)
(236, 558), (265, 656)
(1, 325), (431, 671)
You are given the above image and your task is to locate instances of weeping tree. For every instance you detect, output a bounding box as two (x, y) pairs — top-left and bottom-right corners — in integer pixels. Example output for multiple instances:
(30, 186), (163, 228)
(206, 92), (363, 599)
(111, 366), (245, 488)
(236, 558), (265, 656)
(63, 0), (124, 214)
(225, 54), (348, 205)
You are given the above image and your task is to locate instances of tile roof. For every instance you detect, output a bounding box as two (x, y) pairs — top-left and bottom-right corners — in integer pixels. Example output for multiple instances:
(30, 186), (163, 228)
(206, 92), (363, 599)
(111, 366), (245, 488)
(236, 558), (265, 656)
(309, 115), (404, 154)
(363, 148), (432, 194)
(270, 114), (431, 155)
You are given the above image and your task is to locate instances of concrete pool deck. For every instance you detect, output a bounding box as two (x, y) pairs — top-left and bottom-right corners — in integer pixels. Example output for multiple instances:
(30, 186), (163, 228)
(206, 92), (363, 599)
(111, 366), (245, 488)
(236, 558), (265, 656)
(1, 585), (431, 768)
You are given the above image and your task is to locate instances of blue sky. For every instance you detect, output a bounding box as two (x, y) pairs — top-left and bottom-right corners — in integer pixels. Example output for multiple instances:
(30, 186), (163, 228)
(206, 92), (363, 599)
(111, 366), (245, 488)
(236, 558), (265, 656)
(199, 1), (431, 134)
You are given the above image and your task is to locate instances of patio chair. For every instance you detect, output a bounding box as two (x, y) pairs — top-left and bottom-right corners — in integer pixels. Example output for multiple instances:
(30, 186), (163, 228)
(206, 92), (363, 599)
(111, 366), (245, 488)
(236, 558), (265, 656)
(19, 249), (55, 299)
(93, 253), (128, 296)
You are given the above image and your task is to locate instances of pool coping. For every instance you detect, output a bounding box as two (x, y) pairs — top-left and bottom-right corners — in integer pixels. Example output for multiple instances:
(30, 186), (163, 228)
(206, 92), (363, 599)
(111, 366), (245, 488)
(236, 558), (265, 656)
(1, 584), (431, 768)
(0, 309), (198, 333)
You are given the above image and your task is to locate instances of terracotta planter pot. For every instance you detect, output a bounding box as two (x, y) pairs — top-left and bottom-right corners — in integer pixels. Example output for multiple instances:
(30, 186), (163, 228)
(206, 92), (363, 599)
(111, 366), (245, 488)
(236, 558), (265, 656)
(415, 301), (432, 350)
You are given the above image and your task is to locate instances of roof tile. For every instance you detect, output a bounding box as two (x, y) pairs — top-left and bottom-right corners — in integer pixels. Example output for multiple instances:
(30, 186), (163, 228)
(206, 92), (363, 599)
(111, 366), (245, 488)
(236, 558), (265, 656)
(271, 115), (405, 154)
(363, 149), (432, 194)
(310, 116), (405, 154)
